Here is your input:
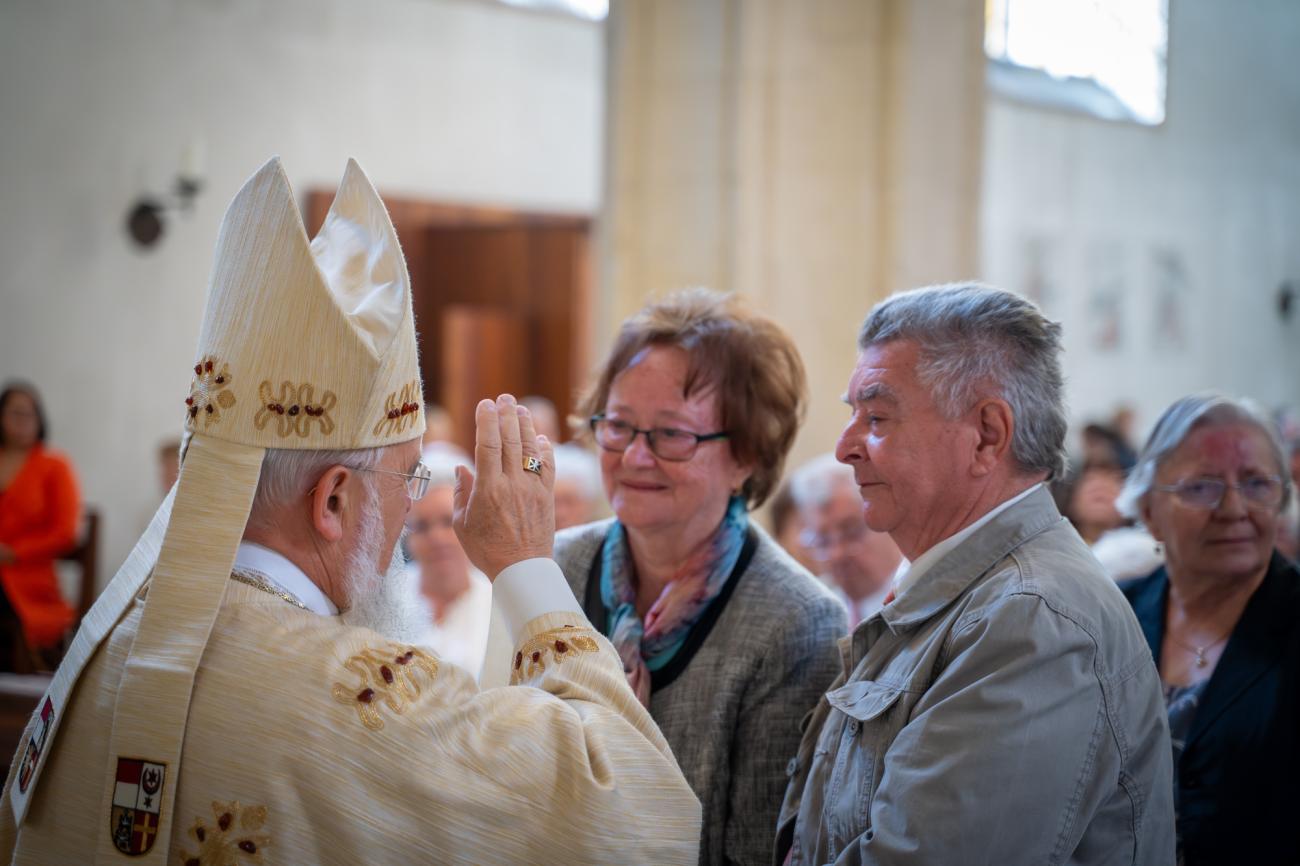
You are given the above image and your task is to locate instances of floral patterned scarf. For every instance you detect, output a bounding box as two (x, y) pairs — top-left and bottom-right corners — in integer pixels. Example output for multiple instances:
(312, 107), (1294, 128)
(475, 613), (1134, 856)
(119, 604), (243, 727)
(599, 496), (749, 707)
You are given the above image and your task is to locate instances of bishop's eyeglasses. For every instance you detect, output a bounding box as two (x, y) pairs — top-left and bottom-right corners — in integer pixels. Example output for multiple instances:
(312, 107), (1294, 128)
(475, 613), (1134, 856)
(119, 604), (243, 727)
(354, 462), (434, 500)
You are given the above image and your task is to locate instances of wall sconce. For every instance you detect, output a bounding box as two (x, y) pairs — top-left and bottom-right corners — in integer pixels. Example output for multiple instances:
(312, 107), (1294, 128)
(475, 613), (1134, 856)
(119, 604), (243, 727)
(125, 140), (205, 249)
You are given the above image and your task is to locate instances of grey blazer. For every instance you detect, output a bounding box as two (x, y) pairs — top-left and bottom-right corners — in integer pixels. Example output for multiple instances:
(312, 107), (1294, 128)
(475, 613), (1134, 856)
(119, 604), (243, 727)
(555, 520), (847, 866)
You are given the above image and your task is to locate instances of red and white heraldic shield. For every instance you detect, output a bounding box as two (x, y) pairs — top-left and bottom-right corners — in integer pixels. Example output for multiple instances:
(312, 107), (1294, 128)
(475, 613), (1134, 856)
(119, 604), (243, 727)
(109, 757), (166, 855)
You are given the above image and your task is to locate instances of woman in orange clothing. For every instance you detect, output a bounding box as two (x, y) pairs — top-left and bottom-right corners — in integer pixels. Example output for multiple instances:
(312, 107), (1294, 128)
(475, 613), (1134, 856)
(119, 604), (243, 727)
(0, 382), (79, 666)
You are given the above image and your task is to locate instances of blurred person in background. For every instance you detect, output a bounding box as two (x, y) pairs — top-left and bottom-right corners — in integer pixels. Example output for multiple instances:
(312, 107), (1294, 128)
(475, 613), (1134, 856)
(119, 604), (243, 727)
(1275, 409), (1300, 559)
(1117, 394), (1299, 865)
(552, 442), (605, 530)
(765, 479), (817, 573)
(421, 402), (454, 447)
(0, 381), (79, 670)
(789, 452), (902, 626)
(521, 395), (561, 443)
(1055, 462), (1164, 581)
(554, 289), (845, 866)
(404, 451), (493, 679)
(1291, 438), (1300, 489)
(1082, 421), (1137, 471)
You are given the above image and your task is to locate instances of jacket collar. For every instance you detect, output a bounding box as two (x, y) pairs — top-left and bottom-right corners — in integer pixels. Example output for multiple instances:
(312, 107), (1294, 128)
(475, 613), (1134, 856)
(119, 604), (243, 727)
(878, 485), (1065, 632)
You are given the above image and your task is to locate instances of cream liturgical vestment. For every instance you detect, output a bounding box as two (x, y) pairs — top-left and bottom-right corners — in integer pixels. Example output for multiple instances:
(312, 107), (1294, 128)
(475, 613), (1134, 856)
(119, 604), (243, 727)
(0, 158), (700, 865)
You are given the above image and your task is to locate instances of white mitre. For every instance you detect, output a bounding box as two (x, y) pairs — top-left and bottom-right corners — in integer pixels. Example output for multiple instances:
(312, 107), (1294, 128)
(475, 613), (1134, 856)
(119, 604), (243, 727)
(7, 158), (425, 862)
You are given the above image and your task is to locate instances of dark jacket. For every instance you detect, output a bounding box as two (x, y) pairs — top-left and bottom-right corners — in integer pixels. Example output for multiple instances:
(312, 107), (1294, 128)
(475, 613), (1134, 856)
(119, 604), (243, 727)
(1120, 553), (1300, 866)
(555, 520), (846, 866)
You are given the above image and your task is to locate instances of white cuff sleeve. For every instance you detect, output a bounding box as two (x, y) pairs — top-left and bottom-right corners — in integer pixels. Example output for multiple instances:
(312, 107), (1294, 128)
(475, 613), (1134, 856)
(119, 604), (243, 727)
(492, 558), (585, 643)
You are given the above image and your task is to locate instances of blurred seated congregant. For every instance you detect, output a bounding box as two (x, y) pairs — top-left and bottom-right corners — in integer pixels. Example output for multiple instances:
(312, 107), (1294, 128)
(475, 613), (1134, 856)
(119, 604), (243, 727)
(789, 452), (902, 626)
(552, 442), (605, 531)
(1056, 462), (1164, 581)
(404, 453), (493, 679)
(1117, 393), (1299, 866)
(0, 382), (80, 671)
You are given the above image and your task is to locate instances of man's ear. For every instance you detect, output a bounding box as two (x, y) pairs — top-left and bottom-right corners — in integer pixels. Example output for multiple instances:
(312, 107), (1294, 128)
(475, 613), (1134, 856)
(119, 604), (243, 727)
(971, 398), (1014, 478)
(310, 465), (352, 543)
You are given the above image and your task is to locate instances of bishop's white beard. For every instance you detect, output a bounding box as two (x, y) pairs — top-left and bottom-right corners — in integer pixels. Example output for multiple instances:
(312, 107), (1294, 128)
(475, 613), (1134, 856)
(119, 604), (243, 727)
(338, 481), (433, 644)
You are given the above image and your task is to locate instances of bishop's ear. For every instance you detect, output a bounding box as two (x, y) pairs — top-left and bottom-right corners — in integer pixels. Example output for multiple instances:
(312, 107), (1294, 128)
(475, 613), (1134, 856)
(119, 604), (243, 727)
(970, 398), (1015, 477)
(309, 465), (351, 543)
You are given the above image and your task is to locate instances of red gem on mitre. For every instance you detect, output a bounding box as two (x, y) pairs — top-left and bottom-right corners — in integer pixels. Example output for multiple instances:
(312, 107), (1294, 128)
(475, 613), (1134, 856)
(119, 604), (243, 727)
(185, 397), (193, 406)
(194, 364), (202, 376)
(204, 360), (214, 373)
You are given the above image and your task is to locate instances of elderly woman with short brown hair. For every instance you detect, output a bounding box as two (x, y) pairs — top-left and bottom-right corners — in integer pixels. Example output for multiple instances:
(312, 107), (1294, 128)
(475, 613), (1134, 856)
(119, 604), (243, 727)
(1117, 394), (1299, 866)
(554, 289), (845, 866)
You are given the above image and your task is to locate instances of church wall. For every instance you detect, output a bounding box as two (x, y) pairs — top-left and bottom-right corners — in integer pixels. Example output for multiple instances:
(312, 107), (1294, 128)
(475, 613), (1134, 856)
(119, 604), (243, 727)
(0, 0), (602, 584)
(980, 0), (1300, 443)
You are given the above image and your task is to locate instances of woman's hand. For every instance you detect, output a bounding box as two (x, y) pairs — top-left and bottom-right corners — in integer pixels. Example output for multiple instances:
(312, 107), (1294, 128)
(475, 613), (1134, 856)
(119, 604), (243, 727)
(453, 395), (556, 580)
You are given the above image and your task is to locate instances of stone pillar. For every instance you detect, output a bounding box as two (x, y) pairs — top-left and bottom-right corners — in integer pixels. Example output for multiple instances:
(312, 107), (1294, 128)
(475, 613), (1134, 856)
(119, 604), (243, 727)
(600, 0), (985, 462)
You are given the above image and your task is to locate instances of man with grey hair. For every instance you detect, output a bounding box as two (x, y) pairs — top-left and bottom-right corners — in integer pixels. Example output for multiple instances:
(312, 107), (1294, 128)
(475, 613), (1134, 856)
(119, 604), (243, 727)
(777, 283), (1174, 865)
(789, 452), (901, 625)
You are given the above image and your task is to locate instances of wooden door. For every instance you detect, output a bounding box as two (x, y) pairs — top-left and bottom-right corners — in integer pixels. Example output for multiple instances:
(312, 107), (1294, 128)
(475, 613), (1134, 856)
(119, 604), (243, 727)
(303, 192), (591, 453)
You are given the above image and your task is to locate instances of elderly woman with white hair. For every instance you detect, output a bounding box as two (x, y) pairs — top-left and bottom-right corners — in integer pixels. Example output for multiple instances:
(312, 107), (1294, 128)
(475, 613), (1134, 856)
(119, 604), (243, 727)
(1117, 394), (1299, 866)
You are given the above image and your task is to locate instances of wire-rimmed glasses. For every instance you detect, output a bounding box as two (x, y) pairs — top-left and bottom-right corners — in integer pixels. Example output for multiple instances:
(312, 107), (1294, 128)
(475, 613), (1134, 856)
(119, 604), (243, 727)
(356, 462), (434, 500)
(1153, 475), (1287, 511)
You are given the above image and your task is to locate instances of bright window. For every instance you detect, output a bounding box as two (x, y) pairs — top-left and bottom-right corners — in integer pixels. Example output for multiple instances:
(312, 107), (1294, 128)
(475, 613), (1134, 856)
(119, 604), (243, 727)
(985, 0), (1168, 125)
(497, 0), (608, 21)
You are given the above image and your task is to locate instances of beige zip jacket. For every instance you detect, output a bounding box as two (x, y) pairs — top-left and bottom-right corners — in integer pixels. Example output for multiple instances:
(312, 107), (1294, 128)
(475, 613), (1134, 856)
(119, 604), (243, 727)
(777, 486), (1175, 866)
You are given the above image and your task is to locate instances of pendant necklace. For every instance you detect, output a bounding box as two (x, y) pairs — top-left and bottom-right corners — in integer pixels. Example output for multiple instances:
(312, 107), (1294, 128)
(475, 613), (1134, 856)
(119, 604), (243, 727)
(1170, 629), (1231, 669)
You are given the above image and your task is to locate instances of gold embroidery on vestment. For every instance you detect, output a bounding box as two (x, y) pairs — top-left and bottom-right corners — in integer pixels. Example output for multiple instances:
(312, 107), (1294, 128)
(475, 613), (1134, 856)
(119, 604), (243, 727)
(510, 625), (601, 684)
(331, 645), (439, 731)
(371, 380), (421, 437)
(254, 380), (337, 438)
(175, 799), (270, 865)
(185, 357), (237, 429)
(229, 570), (308, 611)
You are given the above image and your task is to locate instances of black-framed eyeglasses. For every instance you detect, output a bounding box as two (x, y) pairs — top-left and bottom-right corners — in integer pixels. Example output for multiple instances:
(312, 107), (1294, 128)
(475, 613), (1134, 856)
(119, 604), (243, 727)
(355, 462), (434, 500)
(1154, 475), (1288, 511)
(589, 415), (728, 462)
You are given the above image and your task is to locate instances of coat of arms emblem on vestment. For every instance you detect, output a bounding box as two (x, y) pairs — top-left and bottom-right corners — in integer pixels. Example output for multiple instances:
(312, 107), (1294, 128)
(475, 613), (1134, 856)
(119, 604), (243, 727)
(110, 757), (166, 855)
